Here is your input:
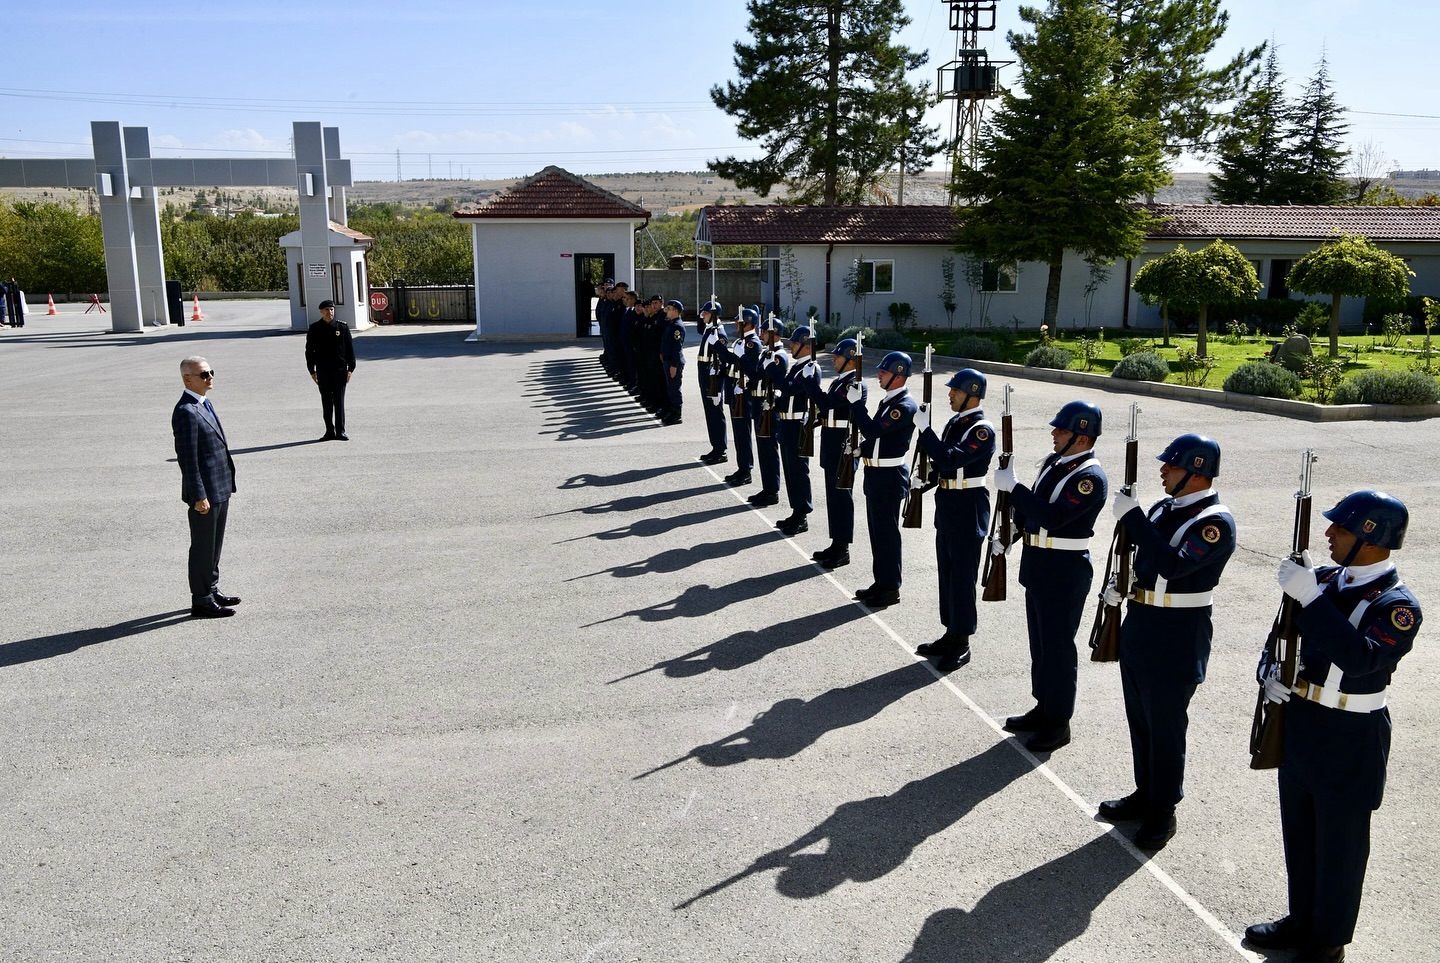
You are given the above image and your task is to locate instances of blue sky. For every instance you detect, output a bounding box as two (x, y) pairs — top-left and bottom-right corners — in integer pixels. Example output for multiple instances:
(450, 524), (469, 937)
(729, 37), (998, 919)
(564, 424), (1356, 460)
(2, 1), (1436, 181)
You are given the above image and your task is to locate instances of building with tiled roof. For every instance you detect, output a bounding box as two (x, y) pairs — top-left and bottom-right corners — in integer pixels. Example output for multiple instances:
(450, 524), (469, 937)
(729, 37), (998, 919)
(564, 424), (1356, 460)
(453, 167), (650, 339)
(1146, 204), (1440, 243)
(699, 205), (958, 246)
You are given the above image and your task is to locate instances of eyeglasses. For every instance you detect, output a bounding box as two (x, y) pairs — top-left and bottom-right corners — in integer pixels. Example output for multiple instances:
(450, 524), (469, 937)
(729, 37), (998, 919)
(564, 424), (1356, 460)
(190, 369), (215, 379)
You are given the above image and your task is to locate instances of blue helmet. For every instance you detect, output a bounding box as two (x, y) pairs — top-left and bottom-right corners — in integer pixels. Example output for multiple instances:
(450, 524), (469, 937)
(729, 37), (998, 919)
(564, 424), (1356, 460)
(740, 308), (760, 327)
(759, 315), (787, 336)
(1323, 490), (1408, 550)
(876, 351), (913, 377)
(664, 299), (684, 314)
(1050, 400), (1102, 438)
(832, 338), (860, 361)
(787, 325), (813, 347)
(1158, 433), (1221, 478)
(701, 299), (722, 317)
(945, 367), (987, 400)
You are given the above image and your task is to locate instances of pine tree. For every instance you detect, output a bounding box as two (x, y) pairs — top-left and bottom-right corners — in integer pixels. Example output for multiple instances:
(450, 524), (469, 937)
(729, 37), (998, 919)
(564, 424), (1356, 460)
(1284, 52), (1351, 205)
(953, 0), (1167, 327)
(707, 0), (939, 206)
(1210, 48), (1294, 204)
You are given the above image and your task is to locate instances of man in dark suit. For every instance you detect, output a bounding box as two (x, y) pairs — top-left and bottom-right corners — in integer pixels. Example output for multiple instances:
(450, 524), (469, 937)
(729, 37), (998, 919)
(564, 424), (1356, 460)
(305, 299), (357, 440)
(172, 356), (239, 618)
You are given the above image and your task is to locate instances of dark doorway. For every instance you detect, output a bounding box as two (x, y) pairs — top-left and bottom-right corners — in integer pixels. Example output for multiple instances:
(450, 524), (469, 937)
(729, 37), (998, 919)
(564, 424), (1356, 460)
(1268, 259), (1292, 300)
(575, 253), (615, 338)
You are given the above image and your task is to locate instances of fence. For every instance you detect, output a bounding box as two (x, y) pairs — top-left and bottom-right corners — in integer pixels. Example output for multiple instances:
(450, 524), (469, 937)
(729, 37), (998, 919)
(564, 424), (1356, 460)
(370, 283), (475, 324)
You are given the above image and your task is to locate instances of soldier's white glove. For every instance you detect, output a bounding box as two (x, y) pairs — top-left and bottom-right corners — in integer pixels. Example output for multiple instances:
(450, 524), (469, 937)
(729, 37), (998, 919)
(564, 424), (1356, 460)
(916, 402), (931, 432)
(1112, 490), (1141, 521)
(1262, 662), (1292, 704)
(989, 537), (1006, 557)
(730, 341), (744, 359)
(844, 383), (863, 404)
(1278, 550), (1323, 606)
(762, 348), (774, 362)
(1102, 577), (1123, 608)
(994, 463), (1017, 492)
(802, 360), (818, 378)
(708, 394), (722, 406)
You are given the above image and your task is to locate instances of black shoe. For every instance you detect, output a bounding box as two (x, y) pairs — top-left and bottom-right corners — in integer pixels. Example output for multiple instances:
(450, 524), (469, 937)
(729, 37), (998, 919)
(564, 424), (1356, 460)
(724, 471), (752, 487)
(861, 589), (900, 608)
(915, 636), (952, 657)
(854, 584), (880, 600)
(748, 491), (779, 507)
(1026, 723), (1071, 753)
(779, 517), (809, 536)
(699, 449), (723, 463)
(775, 512), (800, 529)
(190, 601), (236, 619)
(321, 431), (335, 441)
(1134, 809), (1177, 851)
(212, 593), (242, 607)
(937, 647), (972, 672)
(336, 432), (349, 441)
(1244, 918), (1308, 951)
(704, 452), (729, 465)
(820, 551), (850, 570)
(1003, 707), (1046, 733)
(811, 542), (842, 562)
(662, 412), (682, 426)
(1098, 793), (1149, 822)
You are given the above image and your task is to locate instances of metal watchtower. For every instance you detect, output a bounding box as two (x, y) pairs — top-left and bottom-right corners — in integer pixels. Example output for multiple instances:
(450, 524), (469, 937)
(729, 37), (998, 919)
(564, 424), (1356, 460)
(936, 2), (1011, 203)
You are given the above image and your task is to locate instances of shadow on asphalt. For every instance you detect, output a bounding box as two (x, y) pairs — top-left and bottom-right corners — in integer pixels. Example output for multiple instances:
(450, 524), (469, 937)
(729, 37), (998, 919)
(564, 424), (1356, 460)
(608, 604), (866, 684)
(673, 741), (1032, 908)
(898, 833), (1144, 963)
(527, 356), (669, 442)
(567, 530), (780, 582)
(637, 660), (940, 780)
(584, 561), (817, 628)
(558, 463), (701, 489)
(165, 438), (327, 463)
(2, 327), (291, 348)
(0, 610), (192, 667)
(544, 483), (727, 518)
(552, 503), (749, 544)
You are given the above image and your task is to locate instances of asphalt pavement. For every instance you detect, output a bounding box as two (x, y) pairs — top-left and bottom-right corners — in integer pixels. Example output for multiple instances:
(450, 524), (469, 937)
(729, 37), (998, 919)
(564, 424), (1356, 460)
(0, 302), (1435, 962)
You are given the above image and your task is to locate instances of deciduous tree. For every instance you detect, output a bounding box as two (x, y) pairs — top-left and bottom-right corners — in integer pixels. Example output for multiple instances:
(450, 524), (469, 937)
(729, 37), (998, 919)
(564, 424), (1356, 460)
(1287, 234), (1412, 358)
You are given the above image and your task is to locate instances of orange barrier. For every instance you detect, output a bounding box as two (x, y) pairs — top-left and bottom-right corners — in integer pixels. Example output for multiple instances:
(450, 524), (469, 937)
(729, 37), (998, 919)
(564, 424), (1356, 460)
(46, 294), (58, 315)
(190, 296), (204, 322)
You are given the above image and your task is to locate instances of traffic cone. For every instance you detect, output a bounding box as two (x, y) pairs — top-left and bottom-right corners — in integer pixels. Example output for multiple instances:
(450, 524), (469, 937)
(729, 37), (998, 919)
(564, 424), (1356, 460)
(46, 294), (58, 315)
(190, 296), (204, 322)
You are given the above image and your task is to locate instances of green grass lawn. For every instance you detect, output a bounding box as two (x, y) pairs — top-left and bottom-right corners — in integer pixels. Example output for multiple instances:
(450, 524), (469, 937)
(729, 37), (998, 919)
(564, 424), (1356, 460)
(915, 326), (1438, 403)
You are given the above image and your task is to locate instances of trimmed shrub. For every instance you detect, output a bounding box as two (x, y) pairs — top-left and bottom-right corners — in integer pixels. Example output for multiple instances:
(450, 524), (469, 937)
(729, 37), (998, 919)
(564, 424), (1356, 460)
(1332, 370), (1440, 406)
(1223, 361), (1302, 399)
(837, 325), (878, 344)
(1024, 345), (1074, 369)
(1111, 350), (1170, 382)
(865, 329), (913, 352)
(812, 321), (841, 350)
(949, 334), (1001, 361)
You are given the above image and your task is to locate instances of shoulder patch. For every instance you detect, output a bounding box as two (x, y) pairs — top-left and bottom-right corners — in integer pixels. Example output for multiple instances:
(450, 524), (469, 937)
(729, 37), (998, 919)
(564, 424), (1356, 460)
(673, 330), (682, 339)
(889, 409), (901, 420)
(1392, 607), (1417, 630)
(1077, 478), (1094, 496)
(1201, 524), (1222, 544)
(975, 427), (990, 442)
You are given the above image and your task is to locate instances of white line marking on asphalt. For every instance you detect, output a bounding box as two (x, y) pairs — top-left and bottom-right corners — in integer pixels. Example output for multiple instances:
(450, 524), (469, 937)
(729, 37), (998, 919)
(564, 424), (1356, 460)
(677, 789), (698, 819)
(700, 460), (1262, 962)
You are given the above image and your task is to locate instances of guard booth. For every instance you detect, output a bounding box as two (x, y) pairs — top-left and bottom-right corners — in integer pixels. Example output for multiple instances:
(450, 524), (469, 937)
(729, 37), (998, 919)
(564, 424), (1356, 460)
(280, 222), (374, 329)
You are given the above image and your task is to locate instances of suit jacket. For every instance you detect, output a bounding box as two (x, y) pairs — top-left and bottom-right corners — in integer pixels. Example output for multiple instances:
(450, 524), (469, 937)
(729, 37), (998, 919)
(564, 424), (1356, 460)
(305, 319), (356, 374)
(173, 393), (236, 504)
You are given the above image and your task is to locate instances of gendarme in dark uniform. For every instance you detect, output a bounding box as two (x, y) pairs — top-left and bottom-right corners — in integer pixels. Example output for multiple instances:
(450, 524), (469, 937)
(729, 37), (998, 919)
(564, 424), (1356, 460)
(997, 400), (1108, 753)
(723, 309), (763, 488)
(1246, 491), (1422, 963)
(742, 313), (788, 507)
(773, 325), (821, 536)
(305, 299), (356, 441)
(848, 351), (918, 609)
(1099, 434), (1236, 851)
(695, 299), (729, 464)
(914, 368), (995, 672)
(659, 300), (686, 426)
(803, 338), (866, 569)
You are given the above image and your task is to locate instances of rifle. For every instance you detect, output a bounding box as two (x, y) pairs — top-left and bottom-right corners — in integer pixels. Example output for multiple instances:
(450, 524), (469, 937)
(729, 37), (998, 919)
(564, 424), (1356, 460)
(730, 320), (747, 419)
(981, 383), (1013, 602)
(705, 293), (723, 396)
(757, 319), (777, 439)
(799, 326), (818, 458)
(1249, 449), (1318, 770)
(902, 343), (935, 529)
(1088, 402), (1140, 662)
(835, 331), (863, 491)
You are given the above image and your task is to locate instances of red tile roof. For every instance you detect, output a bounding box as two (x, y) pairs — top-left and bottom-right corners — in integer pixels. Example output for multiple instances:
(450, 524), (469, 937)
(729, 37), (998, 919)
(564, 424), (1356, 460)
(700, 205), (959, 245)
(1146, 204), (1440, 242)
(453, 166), (649, 220)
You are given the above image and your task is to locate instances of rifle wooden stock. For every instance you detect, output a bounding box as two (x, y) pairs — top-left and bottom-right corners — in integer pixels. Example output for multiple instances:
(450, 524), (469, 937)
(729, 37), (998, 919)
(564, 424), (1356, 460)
(800, 334), (818, 458)
(1250, 452), (1315, 770)
(980, 391), (1014, 602)
(835, 353), (862, 491)
(1089, 413), (1139, 662)
(902, 350), (934, 530)
(730, 345), (747, 419)
(757, 351), (776, 439)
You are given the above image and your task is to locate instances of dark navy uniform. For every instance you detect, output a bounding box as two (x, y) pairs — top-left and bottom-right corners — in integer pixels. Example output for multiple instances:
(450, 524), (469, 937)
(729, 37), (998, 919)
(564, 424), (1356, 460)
(743, 336), (787, 498)
(852, 383), (918, 594)
(1118, 489), (1235, 810)
(1011, 449), (1108, 727)
(659, 302), (686, 424)
(775, 337), (820, 529)
(803, 350), (865, 559)
(725, 324), (762, 481)
(917, 407), (995, 644)
(695, 302), (729, 460)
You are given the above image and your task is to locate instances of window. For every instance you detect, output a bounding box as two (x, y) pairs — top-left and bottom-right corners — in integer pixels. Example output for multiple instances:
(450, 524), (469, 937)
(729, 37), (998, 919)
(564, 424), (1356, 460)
(331, 262), (344, 305)
(981, 260), (1018, 293)
(857, 259), (894, 295)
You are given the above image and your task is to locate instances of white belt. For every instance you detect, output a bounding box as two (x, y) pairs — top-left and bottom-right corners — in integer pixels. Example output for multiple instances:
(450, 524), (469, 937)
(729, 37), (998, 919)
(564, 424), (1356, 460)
(698, 354), (711, 362)
(824, 417), (849, 428)
(939, 477), (989, 490)
(777, 413), (806, 421)
(750, 389), (766, 398)
(1132, 589), (1214, 608)
(864, 456), (906, 468)
(1024, 533), (1091, 551)
(1292, 679), (1388, 713)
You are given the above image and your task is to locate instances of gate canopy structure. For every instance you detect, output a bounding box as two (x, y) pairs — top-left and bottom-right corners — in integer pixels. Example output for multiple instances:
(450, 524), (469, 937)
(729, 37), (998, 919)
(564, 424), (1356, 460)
(0, 121), (353, 333)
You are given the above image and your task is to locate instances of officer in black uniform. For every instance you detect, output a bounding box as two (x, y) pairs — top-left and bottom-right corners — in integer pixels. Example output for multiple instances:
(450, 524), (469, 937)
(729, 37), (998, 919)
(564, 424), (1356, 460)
(723, 308), (762, 487)
(743, 313), (788, 507)
(804, 338), (865, 569)
(659, 300), (686, 426)
(995, 400), (1108, 753)
(913, 368), (995, 672)
(695, 299), (729, 464)
(1245, 491), (1422, 963)
(847, 351), (918, 609)
(304, 299), (357, 441)
(774, 325), (820, 535)
(1099, 434), (1236, 850)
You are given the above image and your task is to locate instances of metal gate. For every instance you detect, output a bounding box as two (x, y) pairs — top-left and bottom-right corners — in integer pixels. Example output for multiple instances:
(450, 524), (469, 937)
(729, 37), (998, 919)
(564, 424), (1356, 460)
(373, 282), (476, 324)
